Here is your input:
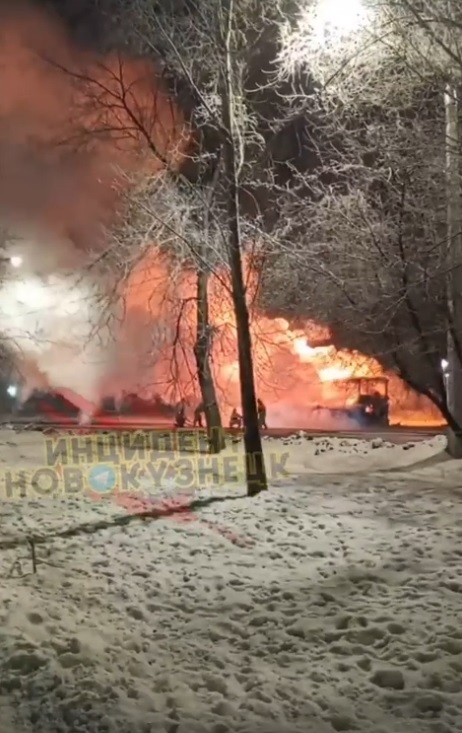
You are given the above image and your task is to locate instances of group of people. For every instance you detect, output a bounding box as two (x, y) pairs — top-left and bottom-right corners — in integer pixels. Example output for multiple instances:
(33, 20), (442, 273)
(174, 398), (267, 430)
(230, 400), (267, 429)
(174, 400), (203, 429)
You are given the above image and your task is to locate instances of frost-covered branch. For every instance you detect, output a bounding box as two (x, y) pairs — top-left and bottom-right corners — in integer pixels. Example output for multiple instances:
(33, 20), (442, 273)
(278, 0), (462, 107)
(260, 93), (461, 422)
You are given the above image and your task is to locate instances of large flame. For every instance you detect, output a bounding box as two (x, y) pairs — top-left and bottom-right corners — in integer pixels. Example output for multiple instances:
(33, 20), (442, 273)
(117, 254), (444, 428)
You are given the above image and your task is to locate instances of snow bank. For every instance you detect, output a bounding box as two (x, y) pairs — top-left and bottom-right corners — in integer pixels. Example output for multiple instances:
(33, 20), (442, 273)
(0, 430), (448, 486)
(403, 456), (462, 485)
(259, 433), (447, 475)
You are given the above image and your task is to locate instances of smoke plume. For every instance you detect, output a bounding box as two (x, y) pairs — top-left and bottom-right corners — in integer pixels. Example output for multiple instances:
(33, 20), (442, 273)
(0, 1), (180, 415)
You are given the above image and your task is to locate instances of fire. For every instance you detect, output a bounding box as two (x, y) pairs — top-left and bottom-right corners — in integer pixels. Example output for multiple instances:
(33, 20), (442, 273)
(120, 254), (444, 428)
(319, 367), (353, 382)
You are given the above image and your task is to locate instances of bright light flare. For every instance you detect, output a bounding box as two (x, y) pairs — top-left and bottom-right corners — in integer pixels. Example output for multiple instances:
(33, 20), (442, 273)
(0, 271), (119, 412)
(6, 385), (17, 397)
(293, 337), (332, 361)
(311, 0), (371, 48)
(319, 366), (354, 382)
(10, 256), (22, 268)
(279, 0), (374, 74)
(13, 280), (52, 308)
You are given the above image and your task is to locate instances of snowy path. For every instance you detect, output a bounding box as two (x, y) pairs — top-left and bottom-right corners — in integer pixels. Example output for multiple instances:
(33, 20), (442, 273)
(1, 471), (462, 733)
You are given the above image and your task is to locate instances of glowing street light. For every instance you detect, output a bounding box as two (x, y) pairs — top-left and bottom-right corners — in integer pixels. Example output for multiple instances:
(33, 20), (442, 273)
(10, 256), (22, 268)
(310, 0), (372, 49)
(278, 0), (378, 82)
(279, 0), (377, 81)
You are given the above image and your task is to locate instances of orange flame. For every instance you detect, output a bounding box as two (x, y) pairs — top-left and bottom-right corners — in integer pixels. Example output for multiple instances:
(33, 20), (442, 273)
(122, 254), (444, 428)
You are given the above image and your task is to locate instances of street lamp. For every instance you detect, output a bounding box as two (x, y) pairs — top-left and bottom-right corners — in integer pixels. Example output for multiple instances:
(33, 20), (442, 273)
(0, 254), (22, 267)
(310, 0), (371, 48)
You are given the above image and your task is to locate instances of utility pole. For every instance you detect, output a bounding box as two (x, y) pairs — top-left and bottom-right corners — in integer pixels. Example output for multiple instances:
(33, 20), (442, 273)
(445, 83), (462, 456)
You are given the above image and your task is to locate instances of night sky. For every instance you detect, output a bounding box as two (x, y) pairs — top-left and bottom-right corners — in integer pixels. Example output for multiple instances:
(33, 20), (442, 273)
(39, 0), (106, 36)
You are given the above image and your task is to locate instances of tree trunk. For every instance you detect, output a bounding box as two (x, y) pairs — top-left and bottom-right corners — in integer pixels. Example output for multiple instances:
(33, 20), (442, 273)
(220, 0), (267, 496)
(194, 266), (225, 454)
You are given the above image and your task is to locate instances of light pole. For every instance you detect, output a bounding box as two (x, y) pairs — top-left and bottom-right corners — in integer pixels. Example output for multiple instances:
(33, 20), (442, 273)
(444, 83), (462, 455)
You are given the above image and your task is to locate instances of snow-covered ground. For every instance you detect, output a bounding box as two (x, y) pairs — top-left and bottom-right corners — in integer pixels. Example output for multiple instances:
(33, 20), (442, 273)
(1, 429), (462, 733)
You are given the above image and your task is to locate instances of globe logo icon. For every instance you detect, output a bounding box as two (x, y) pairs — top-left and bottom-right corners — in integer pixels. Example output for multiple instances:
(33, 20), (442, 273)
(88, 464), (117, 494)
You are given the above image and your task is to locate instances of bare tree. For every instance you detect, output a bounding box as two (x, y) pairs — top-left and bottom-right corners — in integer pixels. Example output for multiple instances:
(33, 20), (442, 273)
(274, 0), (462, 450)
(111, 167), (228, 452)
(44, 0), (304, 490)
(94, 0), (278, 493)
(193, 163), (226, 453)
(279, 0), (462, 104)
(42, 37), (231, 453)
(260, 76), (462, 418)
